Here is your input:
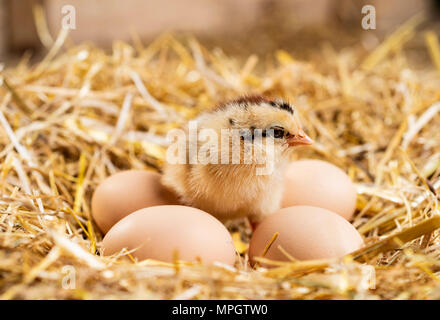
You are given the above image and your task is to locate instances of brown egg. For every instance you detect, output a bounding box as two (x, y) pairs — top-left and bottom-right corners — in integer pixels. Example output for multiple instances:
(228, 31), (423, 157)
(92, 170), (178, 234)
(249, 206), (363, 265)
(282, 160), (357, 220)
(102, 205), (236, 265)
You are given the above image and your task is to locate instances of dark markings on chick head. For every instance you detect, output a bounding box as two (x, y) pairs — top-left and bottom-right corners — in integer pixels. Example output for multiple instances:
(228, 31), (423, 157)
(217, 95), (294, 115)
(277, 102), (294, 114)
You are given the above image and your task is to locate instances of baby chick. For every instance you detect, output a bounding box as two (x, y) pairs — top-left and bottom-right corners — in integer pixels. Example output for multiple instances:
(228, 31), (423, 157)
(161, 95), (313, 224)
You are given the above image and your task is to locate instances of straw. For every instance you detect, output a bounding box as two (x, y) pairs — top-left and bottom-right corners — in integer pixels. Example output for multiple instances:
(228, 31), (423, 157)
(1, 14), (440, 299)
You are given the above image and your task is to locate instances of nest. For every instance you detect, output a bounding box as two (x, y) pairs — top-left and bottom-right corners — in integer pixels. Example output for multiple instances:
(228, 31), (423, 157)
(1, 14), (440, 299)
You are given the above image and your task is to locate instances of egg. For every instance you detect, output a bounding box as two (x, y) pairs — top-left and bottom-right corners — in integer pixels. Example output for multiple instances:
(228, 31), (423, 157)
(92, 170), (178, 233)
(102, 205), (236, 265)
(282, 159), (357, 220)
(249, 206), (363, 265)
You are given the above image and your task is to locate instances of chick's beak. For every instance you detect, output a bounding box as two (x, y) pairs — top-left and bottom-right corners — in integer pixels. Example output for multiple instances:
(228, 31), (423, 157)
(287, 129), (314, 147)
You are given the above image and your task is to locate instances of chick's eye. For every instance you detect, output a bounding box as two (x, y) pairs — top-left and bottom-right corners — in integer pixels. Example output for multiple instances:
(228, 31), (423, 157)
(272, 128), (285, 139)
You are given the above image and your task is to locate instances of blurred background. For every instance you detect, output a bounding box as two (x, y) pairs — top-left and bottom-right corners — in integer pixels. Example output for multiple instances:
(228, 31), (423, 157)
(0, 0), (440, 64)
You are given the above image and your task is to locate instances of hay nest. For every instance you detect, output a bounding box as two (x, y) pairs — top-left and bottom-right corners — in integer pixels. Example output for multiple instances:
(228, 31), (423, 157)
(1, 15), (440, 299)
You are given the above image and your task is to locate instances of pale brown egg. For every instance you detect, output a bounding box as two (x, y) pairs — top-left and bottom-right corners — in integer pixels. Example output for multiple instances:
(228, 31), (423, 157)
(249, 206), (363, 265)
(282, 160), (357, 220)
(102, 205), (236, 265)
(92, 170), (178, 234)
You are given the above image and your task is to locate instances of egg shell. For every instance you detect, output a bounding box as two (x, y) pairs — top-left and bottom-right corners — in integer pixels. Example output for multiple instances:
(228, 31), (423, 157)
(102, 205), (236, 265)
(92, 170), (178, 234)
(282, 160), (357, 220)
(249, 205), (363, 264)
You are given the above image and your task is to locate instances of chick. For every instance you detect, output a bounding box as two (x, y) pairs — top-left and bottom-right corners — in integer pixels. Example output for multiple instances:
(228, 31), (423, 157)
(161, 95), (313, 224)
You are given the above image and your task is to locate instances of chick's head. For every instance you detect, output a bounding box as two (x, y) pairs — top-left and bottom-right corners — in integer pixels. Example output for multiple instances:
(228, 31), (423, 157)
(196, 95), (313, 166)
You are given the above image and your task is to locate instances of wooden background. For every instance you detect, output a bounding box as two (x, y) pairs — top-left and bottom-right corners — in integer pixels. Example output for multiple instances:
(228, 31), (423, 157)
(0, 0), (436, 60)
